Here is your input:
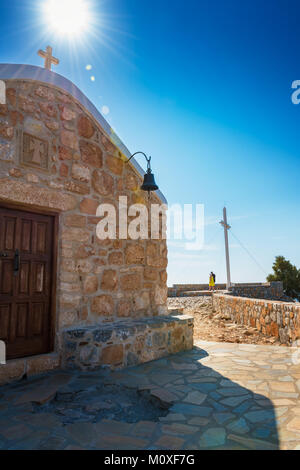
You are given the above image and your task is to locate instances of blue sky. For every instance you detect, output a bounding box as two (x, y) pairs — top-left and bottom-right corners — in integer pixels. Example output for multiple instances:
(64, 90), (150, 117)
(1, 0), (300, 285)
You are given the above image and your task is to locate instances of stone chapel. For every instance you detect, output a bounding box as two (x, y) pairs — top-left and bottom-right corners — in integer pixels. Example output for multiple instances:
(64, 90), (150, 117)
(0, 57), (193, 384)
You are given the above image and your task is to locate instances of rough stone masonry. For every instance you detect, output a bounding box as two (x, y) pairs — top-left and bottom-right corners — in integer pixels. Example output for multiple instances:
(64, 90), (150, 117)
(212, 293), (300, 345)
(0, 65), (193, 384)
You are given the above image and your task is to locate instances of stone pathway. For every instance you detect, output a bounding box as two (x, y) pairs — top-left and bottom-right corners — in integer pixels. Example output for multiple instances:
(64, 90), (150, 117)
(1, 340), (300, 450)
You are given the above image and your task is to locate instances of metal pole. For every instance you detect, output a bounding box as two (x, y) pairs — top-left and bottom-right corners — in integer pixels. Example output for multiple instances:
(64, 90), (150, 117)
(220, 207), (231, 290)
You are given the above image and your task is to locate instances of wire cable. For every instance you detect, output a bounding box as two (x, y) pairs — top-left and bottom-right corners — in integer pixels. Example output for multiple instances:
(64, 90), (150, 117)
(204, 223), (223, 248)
(230, 230), (268, 277)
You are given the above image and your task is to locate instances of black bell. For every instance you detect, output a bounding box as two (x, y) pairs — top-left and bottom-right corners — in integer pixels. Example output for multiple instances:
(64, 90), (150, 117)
(141, 169), (159, 192)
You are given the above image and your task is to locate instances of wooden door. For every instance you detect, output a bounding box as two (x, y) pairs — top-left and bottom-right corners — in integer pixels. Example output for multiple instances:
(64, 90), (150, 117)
(0, 206), (55, 360)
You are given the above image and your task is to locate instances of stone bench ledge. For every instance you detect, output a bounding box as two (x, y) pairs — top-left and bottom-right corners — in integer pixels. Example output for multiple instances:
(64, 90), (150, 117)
(61, 315), (194, 371)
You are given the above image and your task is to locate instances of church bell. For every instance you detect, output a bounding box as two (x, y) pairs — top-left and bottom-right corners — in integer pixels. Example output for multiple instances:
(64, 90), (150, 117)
(126, 151), (159, 195)
(141, 169), (159, 193)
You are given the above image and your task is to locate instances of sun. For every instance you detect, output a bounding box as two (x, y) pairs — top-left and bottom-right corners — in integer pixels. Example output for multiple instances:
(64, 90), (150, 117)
(44, 0), (91, 36)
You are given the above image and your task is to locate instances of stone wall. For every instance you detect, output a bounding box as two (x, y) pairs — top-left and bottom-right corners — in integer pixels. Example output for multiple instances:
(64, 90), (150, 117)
(0, 77), (178, 380)
(168, 282), (285, 300)
(0, 79), (168, 330)
(212, 293), (300, 345)
(61, 314), (194, 371)
(168, 284), (227, 297)
(229, 282), (285, 300)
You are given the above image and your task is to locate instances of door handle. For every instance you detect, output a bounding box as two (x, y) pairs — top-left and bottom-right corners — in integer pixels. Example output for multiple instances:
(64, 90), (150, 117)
(13, 249), (20, 274)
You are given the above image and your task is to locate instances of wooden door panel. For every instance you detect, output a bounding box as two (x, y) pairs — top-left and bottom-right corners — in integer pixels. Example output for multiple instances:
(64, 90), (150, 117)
(16, 303), (28, 338)
(31, 303), (45, 336)
(36, 222), (47, 254)
(1, 260), (14, 295)
(20, 219), (33, 253)
(8, 304), (17, 344)
(18, 262), (30, 295)
(3, 217), (17, 251)
(0, 304), (10, 340)
(4, 218), (16, 250)
(32, 262), (47, 295)
(0, 206), (55, 360)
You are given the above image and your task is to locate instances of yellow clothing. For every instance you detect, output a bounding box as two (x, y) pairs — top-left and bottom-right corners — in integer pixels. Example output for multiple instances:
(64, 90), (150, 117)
(209, 275), (215, 287)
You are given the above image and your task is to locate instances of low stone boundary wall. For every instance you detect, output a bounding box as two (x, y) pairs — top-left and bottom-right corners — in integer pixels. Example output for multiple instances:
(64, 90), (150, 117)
(230, 282), (284, 300)
(168, 284), (226, 297)
(212, 293), (300, 345)
(168, 282), (284, 300)
(181, 290), (213, 297)
(61, 314), (194, 370)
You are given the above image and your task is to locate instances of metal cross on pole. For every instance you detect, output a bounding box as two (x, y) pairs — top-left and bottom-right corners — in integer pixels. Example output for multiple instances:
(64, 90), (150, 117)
(220, 207), (231, 290)
(38, 46), (59, 71)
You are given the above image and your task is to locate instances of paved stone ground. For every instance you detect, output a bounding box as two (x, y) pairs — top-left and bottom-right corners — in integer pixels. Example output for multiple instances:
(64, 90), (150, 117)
(1, 340), (300, 450)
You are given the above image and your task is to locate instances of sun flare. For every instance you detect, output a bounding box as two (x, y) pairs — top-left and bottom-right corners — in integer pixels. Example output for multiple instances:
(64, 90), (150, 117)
(44, 0), (91, 36)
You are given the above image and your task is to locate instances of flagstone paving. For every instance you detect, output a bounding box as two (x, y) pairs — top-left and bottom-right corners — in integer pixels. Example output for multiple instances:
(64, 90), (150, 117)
(1, 340), (300, 450)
